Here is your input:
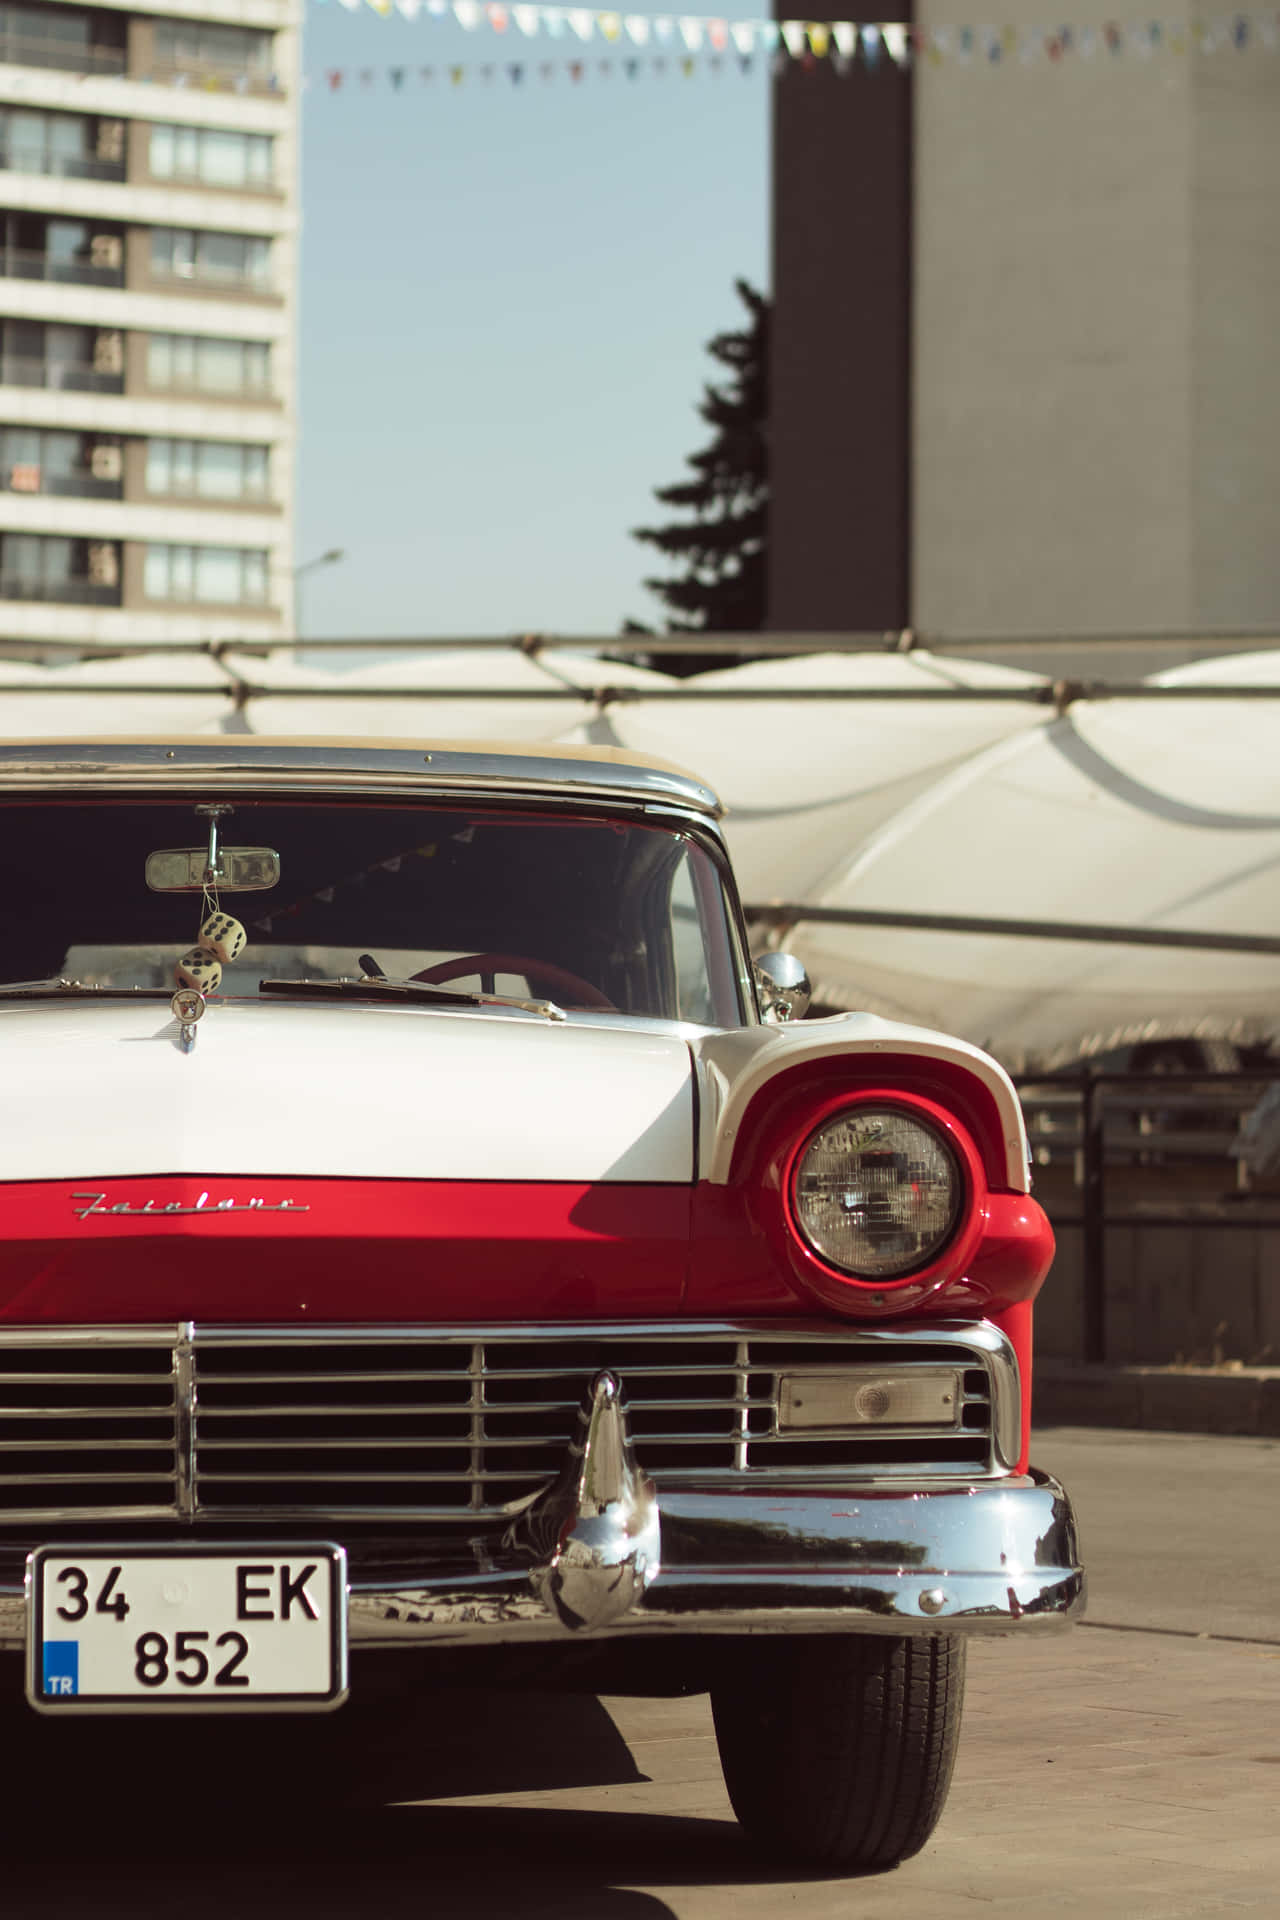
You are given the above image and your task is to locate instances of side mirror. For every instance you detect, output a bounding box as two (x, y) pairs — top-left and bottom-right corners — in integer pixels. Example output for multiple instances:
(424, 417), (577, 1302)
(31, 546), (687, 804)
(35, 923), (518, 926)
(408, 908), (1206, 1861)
(754, 951), (811, 1024)
(146, 847), (280, 892)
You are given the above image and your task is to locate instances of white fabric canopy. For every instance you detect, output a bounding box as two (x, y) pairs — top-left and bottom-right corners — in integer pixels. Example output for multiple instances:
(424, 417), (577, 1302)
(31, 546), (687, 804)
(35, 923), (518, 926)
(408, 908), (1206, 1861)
(773, 649), (1280, 1067)
(582, 650), (1051, 902)
(0, 651), (230, 735)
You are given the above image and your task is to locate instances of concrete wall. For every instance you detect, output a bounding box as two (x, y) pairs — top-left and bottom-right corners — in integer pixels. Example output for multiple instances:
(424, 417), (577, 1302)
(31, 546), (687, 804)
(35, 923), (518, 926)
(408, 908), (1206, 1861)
(768, 56), (913, 631)
(1036, 1219), (1280, 1366)
(911, 5), (1280, 638)
(1191, 47), (1280, 628)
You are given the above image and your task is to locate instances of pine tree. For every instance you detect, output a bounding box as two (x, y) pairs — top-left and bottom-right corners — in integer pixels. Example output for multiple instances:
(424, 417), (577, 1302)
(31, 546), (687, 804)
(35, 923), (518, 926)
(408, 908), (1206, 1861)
(629, 279), (769, 674)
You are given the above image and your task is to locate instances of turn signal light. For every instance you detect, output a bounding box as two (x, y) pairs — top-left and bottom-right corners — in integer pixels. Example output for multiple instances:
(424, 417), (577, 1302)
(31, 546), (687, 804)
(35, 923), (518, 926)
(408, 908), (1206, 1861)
(779, 1368), (962, 1430)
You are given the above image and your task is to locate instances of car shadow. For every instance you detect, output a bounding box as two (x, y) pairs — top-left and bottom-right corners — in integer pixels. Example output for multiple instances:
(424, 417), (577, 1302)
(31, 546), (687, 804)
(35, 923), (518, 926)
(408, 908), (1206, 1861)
(10, 1684), (643, 1800)
(0, 1808), (794, 1920)
(0, 1689), (830, 1915)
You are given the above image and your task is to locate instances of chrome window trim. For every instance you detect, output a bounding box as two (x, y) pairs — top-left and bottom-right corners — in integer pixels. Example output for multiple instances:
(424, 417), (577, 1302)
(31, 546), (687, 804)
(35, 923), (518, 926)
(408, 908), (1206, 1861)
(0, 742), (723, 818)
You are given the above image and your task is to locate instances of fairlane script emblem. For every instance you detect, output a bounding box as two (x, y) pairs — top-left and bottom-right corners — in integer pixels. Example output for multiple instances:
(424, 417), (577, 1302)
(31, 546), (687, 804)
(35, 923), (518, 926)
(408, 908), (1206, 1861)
(71, 1191), (310, 1222)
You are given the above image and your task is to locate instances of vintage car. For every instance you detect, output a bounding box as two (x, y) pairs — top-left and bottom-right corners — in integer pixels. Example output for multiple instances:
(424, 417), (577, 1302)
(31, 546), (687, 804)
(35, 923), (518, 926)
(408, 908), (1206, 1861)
(0, 736), (1082, 1870)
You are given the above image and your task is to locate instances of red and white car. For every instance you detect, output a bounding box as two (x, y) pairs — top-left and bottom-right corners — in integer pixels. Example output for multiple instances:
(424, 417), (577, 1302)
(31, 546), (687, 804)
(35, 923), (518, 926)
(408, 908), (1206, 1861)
(0, 737), (1082, 1870)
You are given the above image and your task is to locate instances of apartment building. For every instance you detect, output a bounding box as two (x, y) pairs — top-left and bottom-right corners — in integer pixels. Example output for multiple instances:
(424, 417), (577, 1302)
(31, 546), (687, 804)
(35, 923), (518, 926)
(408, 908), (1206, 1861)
(0, 0), (299, 650)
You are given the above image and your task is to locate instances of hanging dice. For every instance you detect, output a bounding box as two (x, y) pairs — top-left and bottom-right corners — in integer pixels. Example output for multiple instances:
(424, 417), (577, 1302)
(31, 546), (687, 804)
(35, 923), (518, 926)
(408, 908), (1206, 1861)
(199, 910), (247, 965)
(175, 947), (222, 994)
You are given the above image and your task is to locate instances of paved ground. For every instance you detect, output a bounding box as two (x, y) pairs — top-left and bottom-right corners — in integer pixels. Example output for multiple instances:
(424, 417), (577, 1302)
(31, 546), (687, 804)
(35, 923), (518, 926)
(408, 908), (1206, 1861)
(1, 1429), (1275, 1916)
(1035, 1426), (1280, 1642)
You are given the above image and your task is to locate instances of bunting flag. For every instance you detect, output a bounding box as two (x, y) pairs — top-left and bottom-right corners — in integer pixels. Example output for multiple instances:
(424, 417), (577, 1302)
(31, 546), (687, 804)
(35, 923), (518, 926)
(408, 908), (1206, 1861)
(305, 2), (1280, 71)
(318, 50), (759, 81)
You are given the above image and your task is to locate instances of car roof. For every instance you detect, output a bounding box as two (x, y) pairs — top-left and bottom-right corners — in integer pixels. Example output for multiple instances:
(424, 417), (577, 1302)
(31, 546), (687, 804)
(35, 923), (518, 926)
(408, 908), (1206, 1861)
(0, 736), (724, 819)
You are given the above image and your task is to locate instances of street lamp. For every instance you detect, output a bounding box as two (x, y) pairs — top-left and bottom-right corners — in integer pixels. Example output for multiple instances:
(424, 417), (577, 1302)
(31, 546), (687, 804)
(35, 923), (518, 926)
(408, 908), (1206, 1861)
(292, 546), (344, 638)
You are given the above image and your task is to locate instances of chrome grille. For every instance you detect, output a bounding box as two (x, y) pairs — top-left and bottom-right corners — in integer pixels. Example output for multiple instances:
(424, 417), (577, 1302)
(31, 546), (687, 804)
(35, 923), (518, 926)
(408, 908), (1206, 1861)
(0, 1324), (1006, 1525)
(0, 1340), (177, 1517)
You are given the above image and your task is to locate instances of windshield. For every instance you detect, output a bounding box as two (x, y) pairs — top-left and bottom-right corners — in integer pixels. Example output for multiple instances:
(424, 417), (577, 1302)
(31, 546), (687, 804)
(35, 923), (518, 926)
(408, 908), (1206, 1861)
(3, 797), (747, 1025)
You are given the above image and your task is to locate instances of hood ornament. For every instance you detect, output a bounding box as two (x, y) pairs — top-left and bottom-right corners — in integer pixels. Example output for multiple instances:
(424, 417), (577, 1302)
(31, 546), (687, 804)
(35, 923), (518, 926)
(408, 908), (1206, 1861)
(170, 986), (205, 1053)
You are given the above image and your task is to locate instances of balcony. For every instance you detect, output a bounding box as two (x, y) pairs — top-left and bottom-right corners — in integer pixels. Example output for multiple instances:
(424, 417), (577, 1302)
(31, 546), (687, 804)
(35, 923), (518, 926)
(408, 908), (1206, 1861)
(0, 354), (123, 394)
(0, 36), (125, 78)
(0, 142), (126, 185)
(149, 264), (275, 299)
(148, 59), (282, 98)
(148, 380), (276, 406)
(0, 574), (119, 605)
(0, 247), (123, 289)
(1, 469), (122, 501)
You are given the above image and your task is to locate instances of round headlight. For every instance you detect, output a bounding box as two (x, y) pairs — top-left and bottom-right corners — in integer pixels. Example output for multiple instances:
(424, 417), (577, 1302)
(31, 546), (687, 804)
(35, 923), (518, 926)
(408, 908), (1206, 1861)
(791, 1106), (963, 1279)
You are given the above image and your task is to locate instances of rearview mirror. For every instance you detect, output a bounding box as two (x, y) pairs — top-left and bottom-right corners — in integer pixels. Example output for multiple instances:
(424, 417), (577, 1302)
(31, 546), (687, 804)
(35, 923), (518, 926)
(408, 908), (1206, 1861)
(145, 847), (280, 893)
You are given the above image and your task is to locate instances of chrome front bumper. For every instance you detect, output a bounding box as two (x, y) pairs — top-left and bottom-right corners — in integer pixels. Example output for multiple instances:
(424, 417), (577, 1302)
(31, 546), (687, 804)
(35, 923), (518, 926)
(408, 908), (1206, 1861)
(347, 1476), (1083, 1648)
(0, 1372), (1084, 1654)
(347, 1370), (1083, 1647)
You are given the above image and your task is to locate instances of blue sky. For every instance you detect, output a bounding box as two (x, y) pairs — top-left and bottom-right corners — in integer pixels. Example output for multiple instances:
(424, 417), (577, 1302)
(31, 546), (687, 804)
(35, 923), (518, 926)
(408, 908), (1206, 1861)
(295, 4), (770, 639)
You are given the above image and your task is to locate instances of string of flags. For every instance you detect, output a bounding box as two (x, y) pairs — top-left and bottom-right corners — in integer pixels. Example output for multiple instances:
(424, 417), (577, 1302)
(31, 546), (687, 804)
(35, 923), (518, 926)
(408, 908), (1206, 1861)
(316, 54), (756, 80)
(307, 1), (1280, 70)
(248, 840), (439, 938)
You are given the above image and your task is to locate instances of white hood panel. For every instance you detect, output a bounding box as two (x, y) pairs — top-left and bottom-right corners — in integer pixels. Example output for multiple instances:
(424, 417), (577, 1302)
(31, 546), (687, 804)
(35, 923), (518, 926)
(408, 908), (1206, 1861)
(0, 1000), (696, 1184)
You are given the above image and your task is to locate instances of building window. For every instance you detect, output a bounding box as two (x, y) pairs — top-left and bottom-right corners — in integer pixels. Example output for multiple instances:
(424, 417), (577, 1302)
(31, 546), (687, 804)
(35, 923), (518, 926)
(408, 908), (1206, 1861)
(0, 530), (120, 603)
(146, 333), (271, 398)
(146, 439), (269, 503)
(144, 544), (269, 607)
(149, 125), (273, 191)
(0, 108), (101, 181)
(0, 321), (123, 393)
(0, 214), (124, 286)
(0, 5), (126, 76)
(150, 228), (271, 291)
(0, 427), (122, 498)
(152, 19), (272, 81)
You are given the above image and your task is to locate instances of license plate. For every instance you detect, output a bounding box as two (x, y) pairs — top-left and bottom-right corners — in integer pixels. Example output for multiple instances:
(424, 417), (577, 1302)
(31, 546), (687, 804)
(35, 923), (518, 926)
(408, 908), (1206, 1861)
(26, 1545), (347, 1712)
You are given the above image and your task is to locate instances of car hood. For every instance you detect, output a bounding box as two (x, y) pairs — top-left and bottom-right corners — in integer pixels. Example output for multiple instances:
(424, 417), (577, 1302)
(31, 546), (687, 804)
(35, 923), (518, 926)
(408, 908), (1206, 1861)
(0, 998), (697, 1184)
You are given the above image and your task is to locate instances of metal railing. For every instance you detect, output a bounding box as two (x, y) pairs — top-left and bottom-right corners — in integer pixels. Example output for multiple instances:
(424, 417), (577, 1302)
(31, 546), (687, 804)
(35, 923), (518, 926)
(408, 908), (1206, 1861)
(154, 163), (277, 192)
(745, 903), (1280, 960)
(0, 356), (123, 395)
(0, 472), (122, 501)
(146, 375), (275, 403)
(0, 36), (125, 77)
(0, 248), (123, 290)
(0, 144), (125, 183)
(148, 263), (275, 297)
(1015, 1070), (1280, 1363)
(4, 628), (1279, 665)
(0, 33), (278, 92)
(146, 60), (281, 96)
(0, 575), (119, 606)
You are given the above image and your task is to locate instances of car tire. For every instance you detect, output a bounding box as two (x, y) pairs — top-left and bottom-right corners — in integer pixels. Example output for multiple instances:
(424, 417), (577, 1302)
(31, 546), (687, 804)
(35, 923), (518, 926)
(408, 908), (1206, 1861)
(710, 1632), (966, 1872)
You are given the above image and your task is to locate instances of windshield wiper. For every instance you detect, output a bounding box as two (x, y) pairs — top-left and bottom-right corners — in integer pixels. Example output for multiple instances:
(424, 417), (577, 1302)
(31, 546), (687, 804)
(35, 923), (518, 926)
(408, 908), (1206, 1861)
(0, 979), (171, 999)
(257, 977), (568, 1022)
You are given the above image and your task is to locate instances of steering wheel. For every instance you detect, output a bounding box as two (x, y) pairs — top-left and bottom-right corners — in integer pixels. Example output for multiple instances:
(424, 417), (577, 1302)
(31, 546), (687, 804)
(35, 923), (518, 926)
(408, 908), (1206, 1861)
(410, 952), (616, 1010)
